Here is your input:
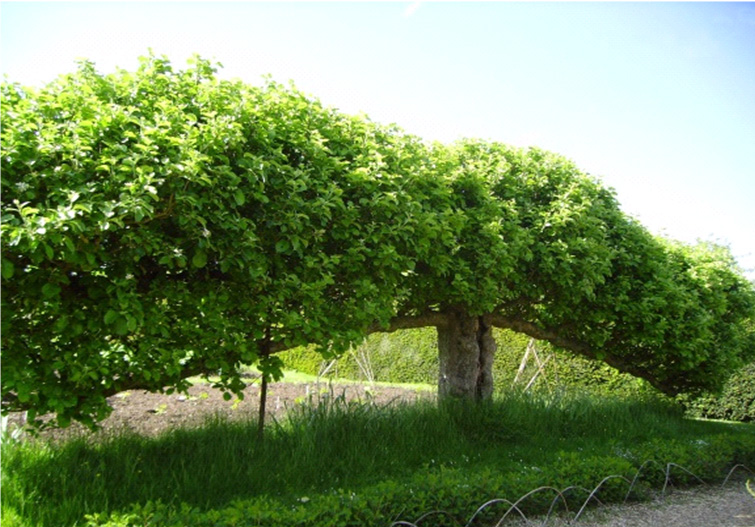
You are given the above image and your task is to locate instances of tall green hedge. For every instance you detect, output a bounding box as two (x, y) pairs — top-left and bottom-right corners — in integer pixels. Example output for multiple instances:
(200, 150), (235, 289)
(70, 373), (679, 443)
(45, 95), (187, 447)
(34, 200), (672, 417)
(279, 328), (652, 398)
(280, 328), (438, 384)
(283, 329), (755, 421)
(681, 362), (755, 422)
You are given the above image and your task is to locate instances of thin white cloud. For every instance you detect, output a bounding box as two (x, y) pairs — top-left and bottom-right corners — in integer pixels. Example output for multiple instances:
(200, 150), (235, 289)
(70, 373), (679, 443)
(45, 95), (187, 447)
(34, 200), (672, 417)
(403, 2), (422, 18)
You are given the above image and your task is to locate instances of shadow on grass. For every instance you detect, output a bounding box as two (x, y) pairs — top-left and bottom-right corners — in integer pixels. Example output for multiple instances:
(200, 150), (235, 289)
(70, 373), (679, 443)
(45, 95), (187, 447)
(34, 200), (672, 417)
(2, 390), (746, 527)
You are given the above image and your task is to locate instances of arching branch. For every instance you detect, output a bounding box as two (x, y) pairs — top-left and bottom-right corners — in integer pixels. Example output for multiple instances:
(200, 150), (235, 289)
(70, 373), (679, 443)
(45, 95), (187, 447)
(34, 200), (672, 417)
(366, 312), (449, 335)
(485, 313), (678, 396)
(484, 314), (594, 357)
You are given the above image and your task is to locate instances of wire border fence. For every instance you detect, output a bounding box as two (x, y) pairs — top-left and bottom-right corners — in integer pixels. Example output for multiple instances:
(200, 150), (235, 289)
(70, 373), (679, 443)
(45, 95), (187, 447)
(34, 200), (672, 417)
(390, 462), (755, 527)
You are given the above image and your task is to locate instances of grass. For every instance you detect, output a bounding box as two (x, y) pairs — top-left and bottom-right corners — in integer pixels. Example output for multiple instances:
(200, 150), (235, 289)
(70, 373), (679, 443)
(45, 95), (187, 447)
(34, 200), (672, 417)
(190, 366), (436, 392)
(2, 387), (754, 527)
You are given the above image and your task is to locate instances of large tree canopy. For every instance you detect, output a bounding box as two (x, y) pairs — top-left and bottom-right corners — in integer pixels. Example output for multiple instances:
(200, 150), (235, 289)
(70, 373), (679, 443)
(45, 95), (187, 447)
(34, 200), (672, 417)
(2, 55), (754, 428)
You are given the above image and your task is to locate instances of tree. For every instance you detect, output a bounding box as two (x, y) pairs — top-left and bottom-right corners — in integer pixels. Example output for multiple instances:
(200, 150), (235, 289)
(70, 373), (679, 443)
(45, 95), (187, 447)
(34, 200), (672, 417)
(385, 140), (755, 399)
(1, 54), (444, 428)
(2, 55), (754, 429)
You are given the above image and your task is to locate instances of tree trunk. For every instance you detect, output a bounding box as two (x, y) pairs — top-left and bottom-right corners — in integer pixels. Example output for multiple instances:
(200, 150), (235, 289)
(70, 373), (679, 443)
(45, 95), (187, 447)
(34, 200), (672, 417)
(437, 310), (496, 401)
(257, 372), (268, 443)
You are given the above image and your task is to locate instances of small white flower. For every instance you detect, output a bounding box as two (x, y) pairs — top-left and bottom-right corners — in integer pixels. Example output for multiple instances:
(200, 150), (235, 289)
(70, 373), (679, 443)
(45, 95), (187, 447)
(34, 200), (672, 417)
(15, 181), (30, 192)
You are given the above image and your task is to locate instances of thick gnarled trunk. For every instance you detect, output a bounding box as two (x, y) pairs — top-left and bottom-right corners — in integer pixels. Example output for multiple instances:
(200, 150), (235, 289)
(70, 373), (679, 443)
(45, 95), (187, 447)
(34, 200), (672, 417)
(437, 310), (496, 401)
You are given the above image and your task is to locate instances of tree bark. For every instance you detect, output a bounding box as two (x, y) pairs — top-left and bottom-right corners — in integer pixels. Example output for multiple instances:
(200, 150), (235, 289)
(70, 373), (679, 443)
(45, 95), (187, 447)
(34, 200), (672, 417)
(437, 310), (496, 401)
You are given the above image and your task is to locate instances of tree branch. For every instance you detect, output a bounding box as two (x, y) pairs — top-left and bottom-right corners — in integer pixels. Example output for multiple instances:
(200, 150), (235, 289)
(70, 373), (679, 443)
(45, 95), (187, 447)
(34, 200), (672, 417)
(366, 312), (448, 334)
(484, 314), (593, 356)
(484, 313), (678, 396)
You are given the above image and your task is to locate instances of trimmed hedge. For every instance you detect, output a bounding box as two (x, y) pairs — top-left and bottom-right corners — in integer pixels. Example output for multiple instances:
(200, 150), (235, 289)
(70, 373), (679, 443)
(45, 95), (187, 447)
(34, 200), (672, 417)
(280, 328), (653, 398)
(280, 328), (438, 385)
(283, 330), (755, 422)
(682, 362), (755, 422)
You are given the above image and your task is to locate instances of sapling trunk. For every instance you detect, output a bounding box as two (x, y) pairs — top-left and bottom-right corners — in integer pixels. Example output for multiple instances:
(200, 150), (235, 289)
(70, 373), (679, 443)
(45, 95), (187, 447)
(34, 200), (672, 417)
(257, 329), (272, 443)
(257, 373), (268, 443)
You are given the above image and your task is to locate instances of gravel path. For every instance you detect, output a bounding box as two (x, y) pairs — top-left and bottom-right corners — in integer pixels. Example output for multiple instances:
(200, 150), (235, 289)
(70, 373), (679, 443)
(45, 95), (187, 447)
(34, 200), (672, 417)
(535, 484), (755, 527)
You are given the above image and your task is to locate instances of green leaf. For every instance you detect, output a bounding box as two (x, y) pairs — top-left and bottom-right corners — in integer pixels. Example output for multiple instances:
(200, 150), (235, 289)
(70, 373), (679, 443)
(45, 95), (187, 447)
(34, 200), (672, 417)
(275, 240), (289, 253)
(1, 258), (14, 279)
(41, 283), (61, 298)
(104, 309), (119, 324)
(192, 250), (207, 268)
(17, 386), (31, 404)
(113, 317), (129, 336)
(233, 190), (246, 206)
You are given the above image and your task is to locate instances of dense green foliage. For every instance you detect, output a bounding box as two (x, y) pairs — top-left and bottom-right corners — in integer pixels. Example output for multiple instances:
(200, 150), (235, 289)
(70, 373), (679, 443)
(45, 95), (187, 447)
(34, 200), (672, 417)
(683, 362), (755, 422)
(1, 55), (445, 427)
(439, 142), (755, 394)
(3, 392), (754, 527)
(2, 54), (754, 428)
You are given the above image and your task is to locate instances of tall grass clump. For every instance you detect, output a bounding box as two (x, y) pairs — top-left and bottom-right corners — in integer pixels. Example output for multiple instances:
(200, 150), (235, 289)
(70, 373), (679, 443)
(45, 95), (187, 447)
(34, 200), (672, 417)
(3, 388), (753, 527)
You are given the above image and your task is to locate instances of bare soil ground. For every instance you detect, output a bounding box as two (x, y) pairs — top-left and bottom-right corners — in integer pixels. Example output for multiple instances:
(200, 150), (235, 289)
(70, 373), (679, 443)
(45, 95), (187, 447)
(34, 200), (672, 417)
(6, 378), (433, 441)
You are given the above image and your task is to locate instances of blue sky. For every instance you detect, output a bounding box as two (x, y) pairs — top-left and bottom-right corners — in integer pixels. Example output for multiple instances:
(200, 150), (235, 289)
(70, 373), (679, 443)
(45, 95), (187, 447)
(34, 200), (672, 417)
(2, 2), (754, 278)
